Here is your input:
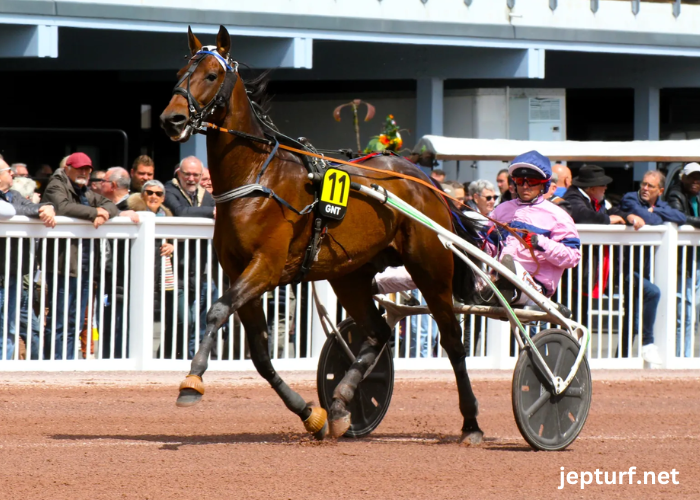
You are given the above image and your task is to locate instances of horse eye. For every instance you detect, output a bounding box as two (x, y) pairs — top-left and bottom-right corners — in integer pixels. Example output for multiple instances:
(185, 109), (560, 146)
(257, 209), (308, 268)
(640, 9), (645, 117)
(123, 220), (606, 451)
(206, 73), (217, 82)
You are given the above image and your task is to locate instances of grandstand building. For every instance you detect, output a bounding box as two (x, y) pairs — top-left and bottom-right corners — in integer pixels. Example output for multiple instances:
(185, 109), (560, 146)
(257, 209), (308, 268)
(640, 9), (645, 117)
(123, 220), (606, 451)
(2, 0), (700, 185)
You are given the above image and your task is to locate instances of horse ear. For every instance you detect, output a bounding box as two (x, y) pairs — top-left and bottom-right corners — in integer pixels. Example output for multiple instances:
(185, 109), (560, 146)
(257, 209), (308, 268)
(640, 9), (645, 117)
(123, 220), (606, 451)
(216, 25), (231, 58)
(187, 26), (203, 56)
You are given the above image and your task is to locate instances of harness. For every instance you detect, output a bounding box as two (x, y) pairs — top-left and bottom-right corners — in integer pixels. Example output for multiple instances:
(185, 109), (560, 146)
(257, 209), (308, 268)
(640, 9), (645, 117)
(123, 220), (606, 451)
(173, 48), (541, 283)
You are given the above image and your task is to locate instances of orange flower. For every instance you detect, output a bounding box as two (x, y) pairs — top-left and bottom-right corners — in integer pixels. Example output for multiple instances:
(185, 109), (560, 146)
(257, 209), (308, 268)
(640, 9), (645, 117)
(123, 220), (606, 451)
(379, 134), (390, 145)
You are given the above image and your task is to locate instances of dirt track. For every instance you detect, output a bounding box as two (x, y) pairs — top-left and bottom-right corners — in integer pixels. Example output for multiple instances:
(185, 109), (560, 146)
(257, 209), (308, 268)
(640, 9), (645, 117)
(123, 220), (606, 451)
(1, 370), (699, 499)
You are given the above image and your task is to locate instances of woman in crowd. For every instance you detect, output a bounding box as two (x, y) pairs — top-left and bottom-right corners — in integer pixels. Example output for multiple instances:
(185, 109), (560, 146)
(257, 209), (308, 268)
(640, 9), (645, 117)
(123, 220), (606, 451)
(468, 179), (498, 216)
(127, 180), (179, 357)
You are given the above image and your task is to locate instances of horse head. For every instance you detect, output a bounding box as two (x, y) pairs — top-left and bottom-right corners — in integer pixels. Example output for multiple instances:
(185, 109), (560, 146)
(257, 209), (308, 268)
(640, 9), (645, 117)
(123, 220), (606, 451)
(160, 25), (238, 142)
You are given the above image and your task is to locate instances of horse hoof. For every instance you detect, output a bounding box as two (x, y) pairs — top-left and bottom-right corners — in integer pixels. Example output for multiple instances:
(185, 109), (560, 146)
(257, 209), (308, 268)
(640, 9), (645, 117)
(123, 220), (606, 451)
(176, 388), (203, 407)
(459, 430), (484, 446)
(303, 407), (328, 440)
(176, 375), (204, 407)
(329, 412), (352, 438)
(313, 420), (329, 441)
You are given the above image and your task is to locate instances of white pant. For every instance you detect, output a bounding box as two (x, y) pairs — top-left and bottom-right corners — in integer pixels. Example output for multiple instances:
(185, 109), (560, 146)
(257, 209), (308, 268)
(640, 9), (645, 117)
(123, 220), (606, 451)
(375, 262), (543, 305)
(374, 266), (416, 294)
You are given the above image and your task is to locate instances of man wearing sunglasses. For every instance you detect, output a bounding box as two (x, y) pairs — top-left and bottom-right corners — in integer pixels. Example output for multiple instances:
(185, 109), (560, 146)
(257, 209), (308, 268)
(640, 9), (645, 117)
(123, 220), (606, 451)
(480, 151), (581, 305)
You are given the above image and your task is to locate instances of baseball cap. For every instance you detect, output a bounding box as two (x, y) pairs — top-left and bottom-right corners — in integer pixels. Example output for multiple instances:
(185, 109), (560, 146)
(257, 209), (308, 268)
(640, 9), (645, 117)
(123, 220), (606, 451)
(65, 152), (93, 169)
(682, 162), (700, 176)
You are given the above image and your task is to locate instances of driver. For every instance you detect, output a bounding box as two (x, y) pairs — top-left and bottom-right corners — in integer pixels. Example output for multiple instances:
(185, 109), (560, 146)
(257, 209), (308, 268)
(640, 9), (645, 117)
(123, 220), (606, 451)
(480, 151), (581, 305)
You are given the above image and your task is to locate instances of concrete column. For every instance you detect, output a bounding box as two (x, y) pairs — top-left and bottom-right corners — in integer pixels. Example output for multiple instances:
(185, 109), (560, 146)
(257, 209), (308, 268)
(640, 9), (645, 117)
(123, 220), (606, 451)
(180, 134), (208, 168)
(633, 87), (660, 181)
(416, 78), (444, 173)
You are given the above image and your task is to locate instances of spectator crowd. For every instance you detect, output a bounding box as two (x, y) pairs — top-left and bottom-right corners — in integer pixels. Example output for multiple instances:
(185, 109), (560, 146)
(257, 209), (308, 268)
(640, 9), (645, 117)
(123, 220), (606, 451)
(0, 152), (221, 362)
(1, 149), (699, 366)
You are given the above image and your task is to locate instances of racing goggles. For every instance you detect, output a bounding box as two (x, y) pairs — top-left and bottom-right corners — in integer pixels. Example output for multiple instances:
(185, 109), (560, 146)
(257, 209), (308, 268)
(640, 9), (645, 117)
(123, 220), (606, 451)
(512, 176), (548, 187)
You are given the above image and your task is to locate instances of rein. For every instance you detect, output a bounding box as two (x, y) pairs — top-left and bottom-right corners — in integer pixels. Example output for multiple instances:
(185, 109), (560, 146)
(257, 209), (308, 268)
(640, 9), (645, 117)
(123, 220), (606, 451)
(203, 121), (541, 275)
(173, 49), (540, 277)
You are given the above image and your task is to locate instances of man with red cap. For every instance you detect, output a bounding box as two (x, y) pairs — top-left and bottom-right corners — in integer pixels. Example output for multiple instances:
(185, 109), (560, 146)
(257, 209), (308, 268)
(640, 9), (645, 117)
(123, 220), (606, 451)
(42, 152), (138, 359)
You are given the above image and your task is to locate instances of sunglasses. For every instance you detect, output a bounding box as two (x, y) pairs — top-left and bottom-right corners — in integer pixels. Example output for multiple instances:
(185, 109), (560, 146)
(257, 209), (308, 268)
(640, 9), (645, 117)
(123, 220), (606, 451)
(513, 177), (548, 187)
(479, 195), (498, 202)
(144, 190), (164, 197)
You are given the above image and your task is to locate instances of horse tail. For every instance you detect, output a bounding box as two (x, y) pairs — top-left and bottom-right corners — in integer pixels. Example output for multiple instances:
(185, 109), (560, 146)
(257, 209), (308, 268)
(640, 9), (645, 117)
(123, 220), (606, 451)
(447, 204), (480, 304)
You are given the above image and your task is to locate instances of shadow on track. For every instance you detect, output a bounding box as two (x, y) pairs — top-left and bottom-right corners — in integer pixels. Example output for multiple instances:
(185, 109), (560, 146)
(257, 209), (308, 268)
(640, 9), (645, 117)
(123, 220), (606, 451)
(49, 433), (327, 450)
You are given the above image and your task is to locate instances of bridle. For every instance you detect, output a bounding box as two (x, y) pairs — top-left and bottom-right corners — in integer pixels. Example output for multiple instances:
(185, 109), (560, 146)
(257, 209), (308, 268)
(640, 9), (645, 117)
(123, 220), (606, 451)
(172, 46), (239, 132)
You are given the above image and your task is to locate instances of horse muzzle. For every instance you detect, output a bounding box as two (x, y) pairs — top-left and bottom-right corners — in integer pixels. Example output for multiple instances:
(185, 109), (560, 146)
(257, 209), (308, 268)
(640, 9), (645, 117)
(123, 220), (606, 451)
(160, 111), (193, 142)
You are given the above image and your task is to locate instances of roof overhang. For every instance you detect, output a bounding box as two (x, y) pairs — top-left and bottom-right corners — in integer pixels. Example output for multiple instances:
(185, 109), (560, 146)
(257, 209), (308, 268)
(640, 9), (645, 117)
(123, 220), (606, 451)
(415, 135), (700, 162)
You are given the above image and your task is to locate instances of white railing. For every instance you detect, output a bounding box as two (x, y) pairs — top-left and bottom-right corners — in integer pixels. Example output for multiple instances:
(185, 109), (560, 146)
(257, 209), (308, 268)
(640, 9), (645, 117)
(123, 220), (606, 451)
(0, 216), (698, 371)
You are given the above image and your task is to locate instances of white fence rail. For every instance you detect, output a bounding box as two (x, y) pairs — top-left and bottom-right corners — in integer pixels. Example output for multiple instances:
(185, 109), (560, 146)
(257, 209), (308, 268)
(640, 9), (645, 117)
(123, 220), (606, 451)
(0, 216), (698, 371)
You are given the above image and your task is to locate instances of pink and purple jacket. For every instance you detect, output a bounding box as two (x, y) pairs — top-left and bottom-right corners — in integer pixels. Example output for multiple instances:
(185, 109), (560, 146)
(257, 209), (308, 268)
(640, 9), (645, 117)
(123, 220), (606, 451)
(481, 196), (581, 297)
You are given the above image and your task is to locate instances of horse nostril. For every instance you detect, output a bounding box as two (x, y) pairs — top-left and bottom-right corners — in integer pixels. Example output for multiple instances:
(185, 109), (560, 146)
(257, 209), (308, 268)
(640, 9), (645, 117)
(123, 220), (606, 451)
(170, 114), (187, 126)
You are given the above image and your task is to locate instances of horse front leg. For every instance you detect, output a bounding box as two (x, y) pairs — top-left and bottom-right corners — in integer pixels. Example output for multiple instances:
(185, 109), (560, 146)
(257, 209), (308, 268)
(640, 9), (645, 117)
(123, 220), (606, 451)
(238, 298), (328, 439)
(175, 255), (328, 439)
(176, 255), (271, 406)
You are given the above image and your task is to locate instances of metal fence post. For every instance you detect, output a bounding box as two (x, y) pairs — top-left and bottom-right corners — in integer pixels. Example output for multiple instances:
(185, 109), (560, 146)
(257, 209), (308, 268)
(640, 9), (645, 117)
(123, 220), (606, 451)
(310, 280), (336, 358)
(654, 223), (678, 368)
(128, 211), (156, 369)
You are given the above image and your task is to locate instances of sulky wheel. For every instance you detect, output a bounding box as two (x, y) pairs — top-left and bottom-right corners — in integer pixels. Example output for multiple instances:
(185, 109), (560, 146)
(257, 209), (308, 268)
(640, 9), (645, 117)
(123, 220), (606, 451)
(317, 318), (394, 438)
(512, 328), (592, 451)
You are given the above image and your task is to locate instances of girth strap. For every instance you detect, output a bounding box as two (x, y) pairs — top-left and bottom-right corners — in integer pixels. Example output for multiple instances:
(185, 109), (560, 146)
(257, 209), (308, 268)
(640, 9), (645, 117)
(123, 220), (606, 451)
(255, 137), (280, 184)
(211, 183), (316, 216)
(295, 217), (326, 285)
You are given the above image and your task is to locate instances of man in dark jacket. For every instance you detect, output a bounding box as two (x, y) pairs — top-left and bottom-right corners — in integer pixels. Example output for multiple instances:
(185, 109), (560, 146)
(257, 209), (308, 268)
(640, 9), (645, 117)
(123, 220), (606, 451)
(0, 159), (56, 360)
(43, 152), (134, 360)
(563, 165), (644, 228)
(163, 156), (215, 218)
(101, 167), (132, 210)
(620, 170), (686, 226)
(665, 162), (700, 357)
(666, 162), (700, 228)
(623, 170), (691, 360)
(563, 165), (662, 365)
(163, 156), (217, 359)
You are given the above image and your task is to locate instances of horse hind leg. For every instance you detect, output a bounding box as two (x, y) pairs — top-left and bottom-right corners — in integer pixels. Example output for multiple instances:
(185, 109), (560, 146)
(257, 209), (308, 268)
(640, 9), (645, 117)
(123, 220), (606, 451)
(404, 263), (484, 445)
(327, 267), (392, 438)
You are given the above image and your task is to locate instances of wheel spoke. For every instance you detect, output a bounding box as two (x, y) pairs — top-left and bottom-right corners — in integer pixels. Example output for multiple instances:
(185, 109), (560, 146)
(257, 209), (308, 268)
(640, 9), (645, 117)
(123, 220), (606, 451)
(524, 390), (551, 418)
(563, 386), (584, 397)
(555, 401), (563, 438)
(364, 371), (389, 383)
(552, 343), (566, 378)
(354, 388), (368, 424)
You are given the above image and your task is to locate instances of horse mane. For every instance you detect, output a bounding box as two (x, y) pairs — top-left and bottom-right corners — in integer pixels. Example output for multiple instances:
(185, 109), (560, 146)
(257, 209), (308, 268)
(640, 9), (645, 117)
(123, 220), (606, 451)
(241, 67), (273, 117)
(239, 67), (308, 149)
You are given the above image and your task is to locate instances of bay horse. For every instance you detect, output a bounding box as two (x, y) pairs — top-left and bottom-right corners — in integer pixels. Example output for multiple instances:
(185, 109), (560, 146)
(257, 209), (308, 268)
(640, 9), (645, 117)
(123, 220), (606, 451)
(160, 25), (484, 444)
